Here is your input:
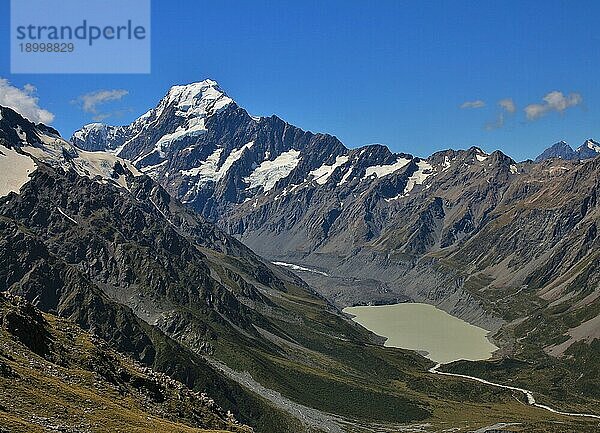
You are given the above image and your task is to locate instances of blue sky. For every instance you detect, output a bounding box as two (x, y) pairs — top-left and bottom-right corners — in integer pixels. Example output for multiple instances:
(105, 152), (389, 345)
(0, 0), (598, 160)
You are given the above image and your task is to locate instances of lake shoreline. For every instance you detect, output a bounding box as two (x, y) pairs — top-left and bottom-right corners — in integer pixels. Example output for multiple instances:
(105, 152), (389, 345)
(343, 302), (499, 364)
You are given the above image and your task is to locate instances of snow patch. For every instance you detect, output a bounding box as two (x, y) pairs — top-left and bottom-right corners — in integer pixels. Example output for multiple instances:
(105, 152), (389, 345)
(219, 141), (254, 177)
(57, 207), (78, 224)
(442, 156), (451, 171)
(181, 141), (254, 184)
(273, 261), (329, 276)
(274, 182), (304, 201)
(364, 157), (411, 179)
(309, 155), (348, 185)
(140, 160), (168, 173)
(0, 145), (37, 197)
(74, 149), (140, 189)
(155, 117), (207, 149)
(181, 147), (223, 180)
(386, 160), (433, 201)
(337, 166), (354, 186)
(14, 126), (27, 143)
(245, 149), (301, 192)
(148, 197), (178, 229)
(585, 140), (600, 153)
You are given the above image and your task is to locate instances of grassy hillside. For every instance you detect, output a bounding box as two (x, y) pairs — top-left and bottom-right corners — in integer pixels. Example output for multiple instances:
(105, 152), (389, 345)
(0, 292), (251, 433)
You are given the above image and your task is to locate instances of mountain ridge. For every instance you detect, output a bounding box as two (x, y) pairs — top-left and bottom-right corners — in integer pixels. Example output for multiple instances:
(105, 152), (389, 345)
(67, 81), (599, 415)
(1, 94), (599, 431)
(535, 139), (600, 162)
(68, 89), (516, 329)
(1, 105), (480, 432)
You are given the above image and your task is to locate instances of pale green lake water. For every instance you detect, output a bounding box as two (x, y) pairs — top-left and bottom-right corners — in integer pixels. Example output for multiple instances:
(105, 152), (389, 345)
(343, 303), (498, 364)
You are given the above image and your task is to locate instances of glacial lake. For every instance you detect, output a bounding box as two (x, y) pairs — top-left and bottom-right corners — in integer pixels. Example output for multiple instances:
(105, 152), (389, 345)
(343, 303), (498, 364)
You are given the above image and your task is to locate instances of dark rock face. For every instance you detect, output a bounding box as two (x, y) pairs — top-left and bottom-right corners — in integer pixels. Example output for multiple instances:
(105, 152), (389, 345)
(535, 141), (576, 162)
(0, 293), (50, 357)
(0, 106), (60, 148)
(0, 162), (276, 355)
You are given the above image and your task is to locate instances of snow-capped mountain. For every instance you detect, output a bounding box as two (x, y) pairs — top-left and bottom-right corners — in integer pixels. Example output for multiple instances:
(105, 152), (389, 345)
(535, 139), (600, 162)
(70, 81), (600, 369)
(71, 79), (234, 159)
(576, 138), (600, 159)
(0, 105), (139, 197)
(71, 80), (526, 326)
(71, 79), (428, 219)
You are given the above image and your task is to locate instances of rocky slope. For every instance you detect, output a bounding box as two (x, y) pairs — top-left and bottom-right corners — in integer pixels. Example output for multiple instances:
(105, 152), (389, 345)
(69, 80), (499, 326)
(1, 105), (302, 432)
(5, 104), (565, 433)
(69, 81), (599, 407)
(1, 92), (598, 431)
(0, 292), (250, 433)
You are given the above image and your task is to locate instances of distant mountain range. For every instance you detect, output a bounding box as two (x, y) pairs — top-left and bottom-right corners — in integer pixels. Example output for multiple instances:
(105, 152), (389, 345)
(70, 79), (598, 325)
(2, 104), (511, 433)
(70, 80), (600, 409)
(0, 78), (599, 431)
(535, 139), (600, 162)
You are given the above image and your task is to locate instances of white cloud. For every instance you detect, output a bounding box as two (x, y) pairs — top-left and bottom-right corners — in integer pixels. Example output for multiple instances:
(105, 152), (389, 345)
(498, 98), (516, 113)
(91, 112), (113, 122)
(485, 98), (516, 130)
(0, 78), (55, 124)
(460, 100), (486, 109)
(75, 89), (129, 117)
(525, 91), (583, 120)
(485, 113), (505, 131)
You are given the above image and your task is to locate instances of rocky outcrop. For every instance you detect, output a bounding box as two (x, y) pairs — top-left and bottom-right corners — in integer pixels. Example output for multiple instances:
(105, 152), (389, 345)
(0, 292), (252, 432)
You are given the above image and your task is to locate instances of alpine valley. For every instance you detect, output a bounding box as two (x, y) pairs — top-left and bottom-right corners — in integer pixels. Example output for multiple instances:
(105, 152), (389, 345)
(0, 79), (598, 433)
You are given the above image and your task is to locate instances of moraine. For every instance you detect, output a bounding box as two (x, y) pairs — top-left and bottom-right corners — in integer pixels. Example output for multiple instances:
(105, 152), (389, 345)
(343, 303), (498, 364)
